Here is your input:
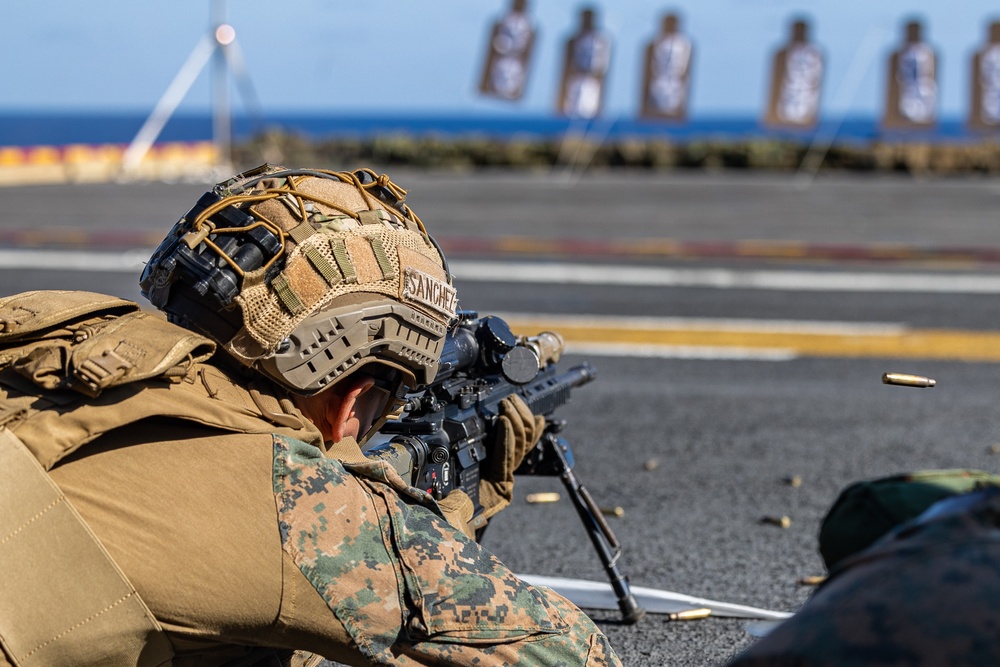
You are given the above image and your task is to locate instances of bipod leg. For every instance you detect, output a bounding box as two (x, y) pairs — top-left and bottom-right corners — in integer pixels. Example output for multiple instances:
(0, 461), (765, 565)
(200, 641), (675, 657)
(547, 435), (646, 624)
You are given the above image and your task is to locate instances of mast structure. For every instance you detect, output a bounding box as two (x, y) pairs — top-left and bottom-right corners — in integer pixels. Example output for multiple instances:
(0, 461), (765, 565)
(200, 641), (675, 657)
(122, 0), (260, 177)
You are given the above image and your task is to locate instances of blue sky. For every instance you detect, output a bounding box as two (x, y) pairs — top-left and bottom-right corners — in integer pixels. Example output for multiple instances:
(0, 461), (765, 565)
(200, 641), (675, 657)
(3, 1), (998, 119)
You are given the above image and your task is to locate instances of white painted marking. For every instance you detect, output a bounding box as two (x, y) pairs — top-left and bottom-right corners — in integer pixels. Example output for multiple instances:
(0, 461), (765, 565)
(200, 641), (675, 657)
(517, 573), (793, 620)
(499, 312), (907, 335)
(450, 260), (1000, 294)
(3, 250), (998, 297)
(0, 248), (148, 272)
(566, 342), (798, 361)
(0, 249), (954, 362)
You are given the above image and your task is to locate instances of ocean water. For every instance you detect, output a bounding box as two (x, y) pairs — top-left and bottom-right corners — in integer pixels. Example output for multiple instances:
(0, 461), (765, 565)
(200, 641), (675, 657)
(0, 111), (985, 148)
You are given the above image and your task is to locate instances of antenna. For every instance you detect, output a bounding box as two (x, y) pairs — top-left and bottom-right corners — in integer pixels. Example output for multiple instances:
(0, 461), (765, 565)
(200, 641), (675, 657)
(121, 0), (262, 178)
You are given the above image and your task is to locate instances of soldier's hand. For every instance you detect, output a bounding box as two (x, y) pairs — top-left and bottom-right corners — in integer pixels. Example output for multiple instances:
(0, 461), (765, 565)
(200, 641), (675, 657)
(479, 395), (545, 521)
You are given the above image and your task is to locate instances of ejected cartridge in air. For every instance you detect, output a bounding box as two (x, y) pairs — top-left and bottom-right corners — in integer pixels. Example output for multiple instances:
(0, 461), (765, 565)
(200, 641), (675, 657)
(882, 372), (936, 388)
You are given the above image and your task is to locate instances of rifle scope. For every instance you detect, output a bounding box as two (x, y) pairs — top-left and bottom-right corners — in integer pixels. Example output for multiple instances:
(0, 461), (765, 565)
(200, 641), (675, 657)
(435, 311), (565, 386)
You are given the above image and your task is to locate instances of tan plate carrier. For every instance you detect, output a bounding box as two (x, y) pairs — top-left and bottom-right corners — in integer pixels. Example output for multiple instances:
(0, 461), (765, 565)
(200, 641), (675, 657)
(0, 291), (202, 666)
(0, 427), (174, 666)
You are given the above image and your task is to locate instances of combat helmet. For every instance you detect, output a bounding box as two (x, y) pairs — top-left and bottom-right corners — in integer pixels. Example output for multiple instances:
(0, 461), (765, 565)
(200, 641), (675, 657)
(140, 165), (457, 426)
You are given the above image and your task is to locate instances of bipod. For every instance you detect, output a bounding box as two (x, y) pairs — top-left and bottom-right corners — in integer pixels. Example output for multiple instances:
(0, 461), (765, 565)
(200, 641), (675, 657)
(530, 428), (646, 624)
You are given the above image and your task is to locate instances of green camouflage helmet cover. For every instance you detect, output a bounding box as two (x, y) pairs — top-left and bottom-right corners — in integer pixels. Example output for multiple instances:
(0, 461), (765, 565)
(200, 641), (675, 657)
(140, 165), (457, 398)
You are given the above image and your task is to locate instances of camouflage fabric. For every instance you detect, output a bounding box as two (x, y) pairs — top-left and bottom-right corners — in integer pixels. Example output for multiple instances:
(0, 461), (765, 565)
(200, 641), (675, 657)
(818, 468), (1000, 569)
(730, 487), (1000, 666)
(272, 434), (621, 666)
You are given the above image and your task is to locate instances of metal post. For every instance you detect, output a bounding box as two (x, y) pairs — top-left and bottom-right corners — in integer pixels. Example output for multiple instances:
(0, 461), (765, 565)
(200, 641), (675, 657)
(211, 0), (232, 172)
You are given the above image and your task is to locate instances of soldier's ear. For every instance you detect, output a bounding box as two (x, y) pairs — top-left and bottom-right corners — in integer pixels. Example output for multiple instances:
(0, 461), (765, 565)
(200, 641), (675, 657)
(328, 375), (376, 442)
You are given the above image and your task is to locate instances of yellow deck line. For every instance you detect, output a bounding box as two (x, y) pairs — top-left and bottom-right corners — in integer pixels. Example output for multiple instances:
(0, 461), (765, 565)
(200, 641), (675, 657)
(503, 318), (1000, 362)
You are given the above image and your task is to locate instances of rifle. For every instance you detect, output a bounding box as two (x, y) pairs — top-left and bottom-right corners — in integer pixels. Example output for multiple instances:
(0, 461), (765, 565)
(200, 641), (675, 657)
(365, 311), (645, 624)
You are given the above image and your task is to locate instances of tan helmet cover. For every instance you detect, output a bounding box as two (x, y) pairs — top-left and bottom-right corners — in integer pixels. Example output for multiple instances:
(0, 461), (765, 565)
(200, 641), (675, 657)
(144, 165), (457, 396)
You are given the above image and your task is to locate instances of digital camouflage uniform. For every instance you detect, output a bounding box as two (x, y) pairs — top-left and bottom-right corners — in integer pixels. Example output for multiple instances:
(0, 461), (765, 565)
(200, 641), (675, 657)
(730, 487), (1000, 666)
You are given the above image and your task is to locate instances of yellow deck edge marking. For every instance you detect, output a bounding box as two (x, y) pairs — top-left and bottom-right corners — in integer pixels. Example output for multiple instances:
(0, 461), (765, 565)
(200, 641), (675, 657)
(505, 319), (1000, 362)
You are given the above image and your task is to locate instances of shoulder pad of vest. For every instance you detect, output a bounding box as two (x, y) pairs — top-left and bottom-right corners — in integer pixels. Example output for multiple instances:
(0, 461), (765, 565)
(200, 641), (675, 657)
(0, 290), (138, 342)
(0, 290), (216, 397)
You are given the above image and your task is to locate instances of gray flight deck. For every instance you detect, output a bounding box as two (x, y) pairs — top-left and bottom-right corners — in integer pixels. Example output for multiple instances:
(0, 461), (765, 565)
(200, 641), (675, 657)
(3, 171), (1000, 665)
